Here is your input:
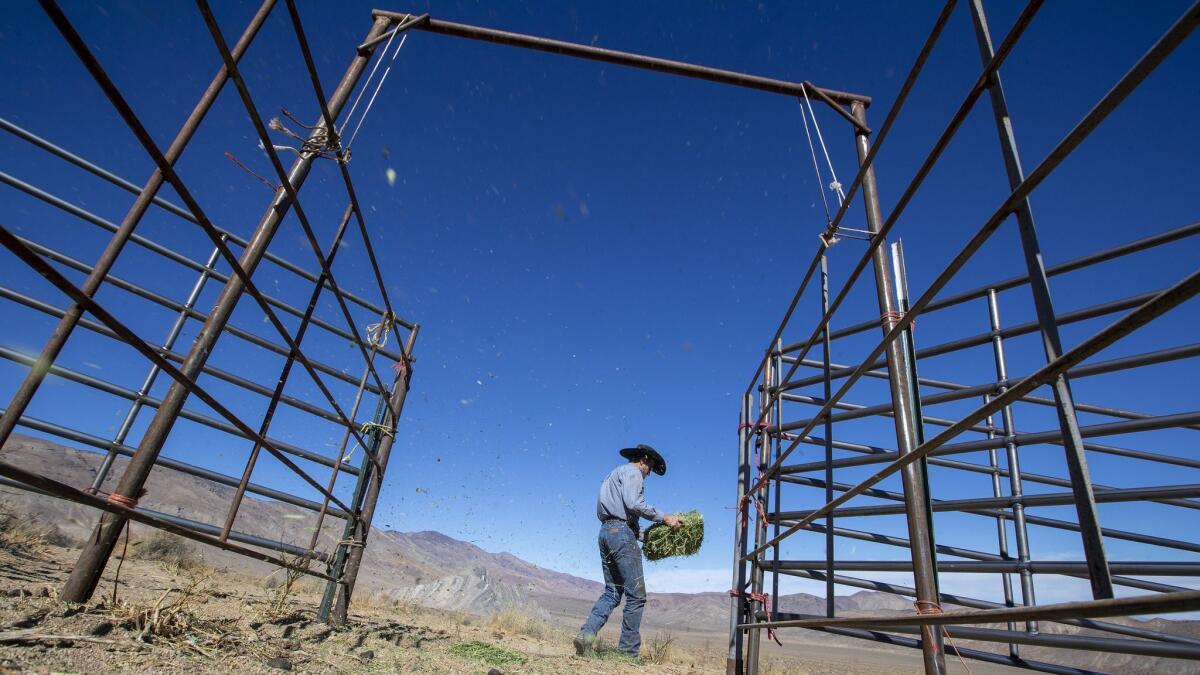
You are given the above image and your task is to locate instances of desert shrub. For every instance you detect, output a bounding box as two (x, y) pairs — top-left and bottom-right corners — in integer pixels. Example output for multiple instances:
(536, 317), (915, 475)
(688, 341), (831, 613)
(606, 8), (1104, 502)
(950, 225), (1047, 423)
(643, 510), (704, 561)
(486, 606), (550, 639)
(643, 630), (676, 664)
(447, 640), (526, 667)
(134, 530), (203, 572)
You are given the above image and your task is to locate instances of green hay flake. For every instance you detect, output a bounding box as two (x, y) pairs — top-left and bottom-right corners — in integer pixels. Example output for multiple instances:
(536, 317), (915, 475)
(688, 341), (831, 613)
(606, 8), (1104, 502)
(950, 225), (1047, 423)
(642, 510), (704, 561)
(447, 640), (527, 667)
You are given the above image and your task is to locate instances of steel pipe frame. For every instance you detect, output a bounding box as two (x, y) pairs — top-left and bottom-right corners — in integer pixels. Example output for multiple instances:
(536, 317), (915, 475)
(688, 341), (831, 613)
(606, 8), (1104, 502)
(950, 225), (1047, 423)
(0, 171), (399, 387)
(0, 345), (356, 475)
(370, 9), (869, 106)
(783, 411), (1200, 473)
(778, 288), (1160, 395)
(0, 283), (380, 398)
(0, 462), (334, 579)
(194, 0), (393, 402)
(775, 565), (1200, 647)
(725, 393), (753, 675)
(330, 327), (418, 625)
(28, 0), (394, 602)
(744, 0), (1044, 436)
(740, 589), (1200, 631)
(5, 236), (364, 428)
(1, 414), (347, 520)
(767, 560), (1200, 576)
(819, 219), (1200, 344)
(0, 117), (409, 334)
(0, 0), (276, 455)
(781, 475), (1200, 558)
(736, 4), (1200, 671)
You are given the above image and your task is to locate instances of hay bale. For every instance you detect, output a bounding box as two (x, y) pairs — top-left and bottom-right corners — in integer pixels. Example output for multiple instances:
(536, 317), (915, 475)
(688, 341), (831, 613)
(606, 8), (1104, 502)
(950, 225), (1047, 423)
(642, 511), (703, 561)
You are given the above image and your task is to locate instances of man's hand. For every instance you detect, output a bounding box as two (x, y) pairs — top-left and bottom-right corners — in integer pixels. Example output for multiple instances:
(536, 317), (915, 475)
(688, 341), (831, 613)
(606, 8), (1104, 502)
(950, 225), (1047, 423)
(663, 514), (682, 529)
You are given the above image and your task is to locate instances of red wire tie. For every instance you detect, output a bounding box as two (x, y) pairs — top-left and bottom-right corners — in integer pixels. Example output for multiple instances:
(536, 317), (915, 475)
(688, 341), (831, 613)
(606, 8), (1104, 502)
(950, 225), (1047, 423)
(880, 310), (915, 332)
(729, 590), (783, 646)
(914, 600), (972, 675)
(224, 151), (281, 193)
(103, 492), (138, 509)
(737, 421), (769, 434)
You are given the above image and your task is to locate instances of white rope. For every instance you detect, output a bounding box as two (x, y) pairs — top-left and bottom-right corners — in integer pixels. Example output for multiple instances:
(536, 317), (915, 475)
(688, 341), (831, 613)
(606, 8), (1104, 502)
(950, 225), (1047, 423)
(365, 316), (392, 350)
(801, 86), (846, 206)
(339, 16), (403, 138)
(341, 421), (395, 464)
(345, 25), (409, 151)
(799, 99), (833, 226)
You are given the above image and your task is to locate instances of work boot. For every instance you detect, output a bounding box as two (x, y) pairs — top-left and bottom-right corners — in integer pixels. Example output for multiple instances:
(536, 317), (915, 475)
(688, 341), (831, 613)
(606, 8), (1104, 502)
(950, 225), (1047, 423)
(573, 631), (595, 657)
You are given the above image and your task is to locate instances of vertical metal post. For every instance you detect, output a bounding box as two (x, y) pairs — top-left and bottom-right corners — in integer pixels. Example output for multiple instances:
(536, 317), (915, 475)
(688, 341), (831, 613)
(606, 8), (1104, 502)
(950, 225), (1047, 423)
(319, 392), (387, 622)
(744, 363), (771, 674)
(727, 393), (752, 675)
(90, 238), (225, 491)
(821, 254), (835, 619)
(982, 391), (1019, 656)
(770, 340), (782, 613)
(61, 15), (393, 604)
(850, 100), (945, 674)
(331, 327), (418, 625)
(968, 0), (1113, 598)
(0, 0), (276, 453)
(988, 289), (1038, 633)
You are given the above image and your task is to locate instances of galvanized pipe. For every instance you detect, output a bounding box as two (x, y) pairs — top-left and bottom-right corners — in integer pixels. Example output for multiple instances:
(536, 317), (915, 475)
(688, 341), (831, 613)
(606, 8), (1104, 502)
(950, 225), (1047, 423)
(726, 393), (752, 675)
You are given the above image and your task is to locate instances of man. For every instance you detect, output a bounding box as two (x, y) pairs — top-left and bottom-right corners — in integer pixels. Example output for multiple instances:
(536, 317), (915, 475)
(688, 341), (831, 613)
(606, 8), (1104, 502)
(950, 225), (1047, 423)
(575, 444), (681, 660)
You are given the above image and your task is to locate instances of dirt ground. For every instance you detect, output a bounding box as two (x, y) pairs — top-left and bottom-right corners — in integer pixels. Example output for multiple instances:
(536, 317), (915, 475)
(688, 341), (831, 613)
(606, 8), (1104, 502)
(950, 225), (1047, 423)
(0, 536), (866, 675)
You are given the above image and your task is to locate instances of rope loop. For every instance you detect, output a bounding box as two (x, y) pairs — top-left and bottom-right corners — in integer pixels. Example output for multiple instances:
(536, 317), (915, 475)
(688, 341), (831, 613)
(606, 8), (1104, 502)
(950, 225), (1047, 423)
(912, 601), (973, 674)
(729, 590), (783, 646)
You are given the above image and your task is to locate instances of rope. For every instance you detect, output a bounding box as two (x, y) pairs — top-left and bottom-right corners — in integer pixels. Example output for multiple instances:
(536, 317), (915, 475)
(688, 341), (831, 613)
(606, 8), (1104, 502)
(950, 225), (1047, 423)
(340, 421), (396, 463)
(738, 421), (769, 433)
(799, 98), (833, 226)
(339, 16), (405, 138)
(344, 18), (409, 151)
(880, 310), (914, 331)
(729, 590), (783, 646)
(365, 316), (392, 349)
(801, 86), (846, 206)
(914, 601), (973, 675)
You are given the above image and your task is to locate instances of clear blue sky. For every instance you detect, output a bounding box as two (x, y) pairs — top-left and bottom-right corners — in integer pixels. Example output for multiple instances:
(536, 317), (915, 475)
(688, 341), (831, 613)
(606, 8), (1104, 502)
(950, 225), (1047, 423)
(1, 0), (1198, 610)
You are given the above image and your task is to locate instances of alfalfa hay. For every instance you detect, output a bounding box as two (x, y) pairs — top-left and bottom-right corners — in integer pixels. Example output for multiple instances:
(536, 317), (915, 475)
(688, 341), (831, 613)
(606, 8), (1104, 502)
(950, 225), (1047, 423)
(642, 511), (703, 561)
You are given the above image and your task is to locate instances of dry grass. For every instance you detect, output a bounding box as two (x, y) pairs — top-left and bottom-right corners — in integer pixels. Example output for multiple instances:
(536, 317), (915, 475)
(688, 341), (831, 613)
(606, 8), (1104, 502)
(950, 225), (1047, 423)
(132, 530), (204, 573)
(0, 507), (69, 552)
(261, 549), (314, 618)
(486, 605), (552, 640)
(643, 630), (676, 664)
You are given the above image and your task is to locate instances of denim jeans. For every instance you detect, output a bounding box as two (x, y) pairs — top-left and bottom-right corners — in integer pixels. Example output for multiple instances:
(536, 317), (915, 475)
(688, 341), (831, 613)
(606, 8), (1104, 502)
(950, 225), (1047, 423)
(578, 520), (646, 656)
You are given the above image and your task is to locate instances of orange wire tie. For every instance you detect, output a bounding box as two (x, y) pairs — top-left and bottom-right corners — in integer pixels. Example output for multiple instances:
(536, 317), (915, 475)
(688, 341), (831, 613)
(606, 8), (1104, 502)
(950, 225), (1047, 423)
(914, 600), (973, 675)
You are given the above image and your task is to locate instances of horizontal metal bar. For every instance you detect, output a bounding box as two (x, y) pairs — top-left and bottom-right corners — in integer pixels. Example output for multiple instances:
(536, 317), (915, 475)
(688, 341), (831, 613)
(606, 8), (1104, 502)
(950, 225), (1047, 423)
(767, 613), (1200, 660)
(371, 9), (871, 105)
(766, 560), (1200, 576)
(0, 117), (409, 332)
(791, 623), (1098, 675)
(0, 349), (355, 475)
(0, 461), (333, 579)
(741, 589), (1200, 630)
(783, 410), (1200, 473)
(777, 483), (1200, 520)
(4, 414), (348, 519)
(825, 220), (1200, 342)
(778, 566), (1200, 647)
(0, 170), (407, 361)
(781, 289), (1156, 391)
(0, 284), (382, 397)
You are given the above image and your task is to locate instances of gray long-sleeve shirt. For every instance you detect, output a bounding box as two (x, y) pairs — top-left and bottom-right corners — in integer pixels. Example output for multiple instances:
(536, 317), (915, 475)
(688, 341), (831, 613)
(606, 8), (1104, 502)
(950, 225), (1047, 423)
(596, 463), (664, 527)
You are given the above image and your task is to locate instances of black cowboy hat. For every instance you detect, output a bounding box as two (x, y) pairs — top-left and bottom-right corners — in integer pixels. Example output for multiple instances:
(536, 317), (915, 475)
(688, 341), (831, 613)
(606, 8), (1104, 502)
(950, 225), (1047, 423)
(619, 444), (666, 476)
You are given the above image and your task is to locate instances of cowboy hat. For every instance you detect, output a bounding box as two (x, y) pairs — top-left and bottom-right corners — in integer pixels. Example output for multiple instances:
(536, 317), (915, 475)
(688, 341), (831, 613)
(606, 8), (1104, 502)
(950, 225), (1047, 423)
(619, 444), (666, 476)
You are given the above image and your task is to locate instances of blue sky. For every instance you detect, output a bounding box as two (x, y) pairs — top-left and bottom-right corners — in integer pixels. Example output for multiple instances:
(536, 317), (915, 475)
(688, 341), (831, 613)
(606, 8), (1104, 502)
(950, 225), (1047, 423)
(2, 0), (1198, 612)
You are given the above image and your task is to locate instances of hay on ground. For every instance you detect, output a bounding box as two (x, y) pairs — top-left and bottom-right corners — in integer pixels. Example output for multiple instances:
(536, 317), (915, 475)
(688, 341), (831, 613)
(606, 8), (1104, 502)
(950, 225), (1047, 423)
(642, 511), (703, 561)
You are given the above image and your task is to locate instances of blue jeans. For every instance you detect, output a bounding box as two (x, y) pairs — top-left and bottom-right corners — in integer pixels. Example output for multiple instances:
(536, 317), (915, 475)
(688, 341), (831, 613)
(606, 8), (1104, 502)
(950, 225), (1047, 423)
(579, 520), (646, 656)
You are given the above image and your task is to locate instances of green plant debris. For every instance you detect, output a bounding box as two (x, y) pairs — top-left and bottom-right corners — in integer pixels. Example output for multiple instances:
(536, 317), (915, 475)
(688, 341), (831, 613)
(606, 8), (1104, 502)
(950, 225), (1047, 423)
(642, 510), (704, 561)
(447, 640), (527, 667)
